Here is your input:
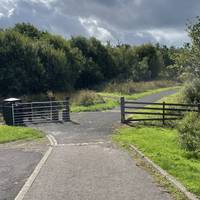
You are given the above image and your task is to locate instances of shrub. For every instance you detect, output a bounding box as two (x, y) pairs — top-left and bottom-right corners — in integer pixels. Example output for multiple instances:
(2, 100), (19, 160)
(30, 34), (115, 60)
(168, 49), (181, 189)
(177, 112), (200, 154)
(72, 90), (105, 106)
(181, 78), (200, 104)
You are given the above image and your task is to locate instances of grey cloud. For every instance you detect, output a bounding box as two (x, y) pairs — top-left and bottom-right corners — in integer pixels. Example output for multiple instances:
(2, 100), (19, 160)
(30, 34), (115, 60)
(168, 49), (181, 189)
(0, 0), (198, 46)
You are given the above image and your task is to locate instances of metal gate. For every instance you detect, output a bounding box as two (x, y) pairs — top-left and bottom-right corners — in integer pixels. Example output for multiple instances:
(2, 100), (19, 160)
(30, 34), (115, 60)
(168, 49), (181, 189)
(11, 99), (70, 125)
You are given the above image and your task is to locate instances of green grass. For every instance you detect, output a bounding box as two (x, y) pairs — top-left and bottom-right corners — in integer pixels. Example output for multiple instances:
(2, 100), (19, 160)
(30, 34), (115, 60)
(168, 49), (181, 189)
(71, 98), (118, 112)
(71, 86), (180, 113)
(113, 126), (200, 197)
(0, 125), (44, 143)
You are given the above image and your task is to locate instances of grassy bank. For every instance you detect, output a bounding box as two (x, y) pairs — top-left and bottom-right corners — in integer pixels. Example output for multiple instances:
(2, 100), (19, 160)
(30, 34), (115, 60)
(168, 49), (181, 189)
(71, 86), (180, 112)
(99, 86), (180, 100)
(113, 90), (200, 197)
(0, 125), (44, 143)
(113, 126), (200, 197)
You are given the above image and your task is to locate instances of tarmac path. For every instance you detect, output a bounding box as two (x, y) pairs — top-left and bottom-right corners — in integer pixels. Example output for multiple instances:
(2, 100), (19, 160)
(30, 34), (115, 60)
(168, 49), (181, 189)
(22, 89), (177, 200)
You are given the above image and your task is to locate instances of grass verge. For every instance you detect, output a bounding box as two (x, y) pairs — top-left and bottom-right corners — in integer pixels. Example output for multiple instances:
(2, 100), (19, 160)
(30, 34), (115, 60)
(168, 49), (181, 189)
(113, 126), (200, 197)
(0, 125), (44, 144)
(113, 91), (200, 198)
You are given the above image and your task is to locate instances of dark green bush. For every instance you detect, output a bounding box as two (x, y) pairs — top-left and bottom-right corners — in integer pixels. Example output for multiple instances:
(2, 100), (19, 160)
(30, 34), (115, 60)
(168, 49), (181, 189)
(177, 112), (200, 154)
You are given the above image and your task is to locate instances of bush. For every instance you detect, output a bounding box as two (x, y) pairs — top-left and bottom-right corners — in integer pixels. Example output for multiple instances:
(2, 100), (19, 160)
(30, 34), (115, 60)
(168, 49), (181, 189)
(72, 90), (105, 106)
(181, 78), (200, 104)
(177, 112), (200, 154)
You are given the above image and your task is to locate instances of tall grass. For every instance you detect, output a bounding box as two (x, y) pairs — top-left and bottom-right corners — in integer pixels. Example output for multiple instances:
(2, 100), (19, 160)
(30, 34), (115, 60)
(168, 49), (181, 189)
(70, 90), (105, 106)
(102, 80), (179, 94)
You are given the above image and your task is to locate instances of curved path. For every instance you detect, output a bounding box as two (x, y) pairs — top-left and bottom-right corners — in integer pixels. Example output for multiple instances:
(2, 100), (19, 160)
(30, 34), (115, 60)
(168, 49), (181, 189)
(23, 89), (177, 200)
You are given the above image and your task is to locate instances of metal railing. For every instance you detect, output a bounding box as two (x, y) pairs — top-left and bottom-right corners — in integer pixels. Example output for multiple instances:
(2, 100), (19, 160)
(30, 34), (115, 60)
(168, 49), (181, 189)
(7, 99), (70, 126)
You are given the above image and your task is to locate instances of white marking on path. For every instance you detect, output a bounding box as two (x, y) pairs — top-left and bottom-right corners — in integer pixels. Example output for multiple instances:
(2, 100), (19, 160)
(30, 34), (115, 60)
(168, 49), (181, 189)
(15, 147), (53, 200)
(56, 141), (110, 147)
(15, 134), (56, 200)
(47, 134), (58, 146)
(15, 135), (108, 200)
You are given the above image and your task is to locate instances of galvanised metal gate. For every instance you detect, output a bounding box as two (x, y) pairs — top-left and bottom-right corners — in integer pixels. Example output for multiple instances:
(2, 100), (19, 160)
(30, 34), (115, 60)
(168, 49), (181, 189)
(11, 99), (70, 126)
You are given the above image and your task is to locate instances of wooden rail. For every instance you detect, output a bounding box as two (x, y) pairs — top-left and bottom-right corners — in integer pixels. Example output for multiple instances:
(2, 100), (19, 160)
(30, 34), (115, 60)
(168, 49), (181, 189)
(120, 97), (199, 124)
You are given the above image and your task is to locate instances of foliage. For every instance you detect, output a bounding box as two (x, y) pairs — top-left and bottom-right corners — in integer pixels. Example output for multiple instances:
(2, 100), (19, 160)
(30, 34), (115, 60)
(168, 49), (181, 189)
(135, 44), (164, 79)
(113, 126), (200, 196)
(158, 44), (186, 81)
(13, 23), (46, 39)
(0, 23), (182, 97)
(177, 18), (200, 103)
(177, 112), (200, 155)
(181, 78), (200, 104)
(71, 90), (105, 106)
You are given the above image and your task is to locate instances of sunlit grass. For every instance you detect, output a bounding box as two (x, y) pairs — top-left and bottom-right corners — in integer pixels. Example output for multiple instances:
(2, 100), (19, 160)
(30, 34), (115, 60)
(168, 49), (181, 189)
(0, 125), (44, 143)
(113, 126), (200, 197)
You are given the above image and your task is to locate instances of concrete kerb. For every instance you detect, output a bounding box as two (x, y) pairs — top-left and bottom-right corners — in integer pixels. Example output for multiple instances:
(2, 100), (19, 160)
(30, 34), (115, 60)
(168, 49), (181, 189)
(129, 144), (200, 200)
(14, 135), (56, 200)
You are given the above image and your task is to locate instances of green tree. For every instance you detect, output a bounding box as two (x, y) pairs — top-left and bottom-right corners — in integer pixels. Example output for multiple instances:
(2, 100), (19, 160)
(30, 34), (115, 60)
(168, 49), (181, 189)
(0, 30), (44, 96)
(13, 23), (45, 40)
(135, 44), (164, 79)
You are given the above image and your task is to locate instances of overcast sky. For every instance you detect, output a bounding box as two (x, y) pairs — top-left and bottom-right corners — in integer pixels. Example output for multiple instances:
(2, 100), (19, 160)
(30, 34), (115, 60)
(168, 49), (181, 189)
(0, 0), (199, 46)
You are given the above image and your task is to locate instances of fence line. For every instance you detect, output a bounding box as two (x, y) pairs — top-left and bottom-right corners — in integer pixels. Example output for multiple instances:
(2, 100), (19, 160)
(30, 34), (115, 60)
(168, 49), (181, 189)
(120, 97), (199, 124)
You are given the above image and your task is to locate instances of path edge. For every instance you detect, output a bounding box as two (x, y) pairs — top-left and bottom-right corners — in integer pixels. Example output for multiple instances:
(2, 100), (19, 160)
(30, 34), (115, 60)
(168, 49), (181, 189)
(129, 144), (200, 200)
(14, 135), (55, 200)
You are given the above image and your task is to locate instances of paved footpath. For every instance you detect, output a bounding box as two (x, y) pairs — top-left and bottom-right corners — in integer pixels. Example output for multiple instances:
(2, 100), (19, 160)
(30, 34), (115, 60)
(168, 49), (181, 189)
(0, 139), (48, 200)
(23, 90), (177, 200)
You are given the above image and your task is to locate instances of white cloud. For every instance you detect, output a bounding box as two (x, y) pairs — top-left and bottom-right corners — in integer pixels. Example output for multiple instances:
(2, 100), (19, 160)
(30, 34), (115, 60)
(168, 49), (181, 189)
(79, 17), (114, 43)
(8, 8), (15, 17)
(146, 28), (189, 46)
(0, 0), (17, 18)
(0, 13), (4, 18)
(29, 0), (57, 9)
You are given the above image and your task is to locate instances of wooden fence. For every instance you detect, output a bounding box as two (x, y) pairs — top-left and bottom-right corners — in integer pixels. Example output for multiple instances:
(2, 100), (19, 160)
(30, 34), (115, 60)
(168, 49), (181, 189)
(120, 97), (200, 124)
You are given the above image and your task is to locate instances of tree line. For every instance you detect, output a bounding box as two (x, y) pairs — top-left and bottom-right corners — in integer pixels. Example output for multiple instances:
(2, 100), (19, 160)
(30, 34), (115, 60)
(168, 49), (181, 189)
(0, 23), (182, 97)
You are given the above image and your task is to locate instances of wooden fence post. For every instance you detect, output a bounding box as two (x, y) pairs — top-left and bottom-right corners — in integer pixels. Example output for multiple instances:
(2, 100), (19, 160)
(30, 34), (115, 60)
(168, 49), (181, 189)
(120, 97), (125, 123)
(198, 103), (200, 114)
(162, 101), (165, 125)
